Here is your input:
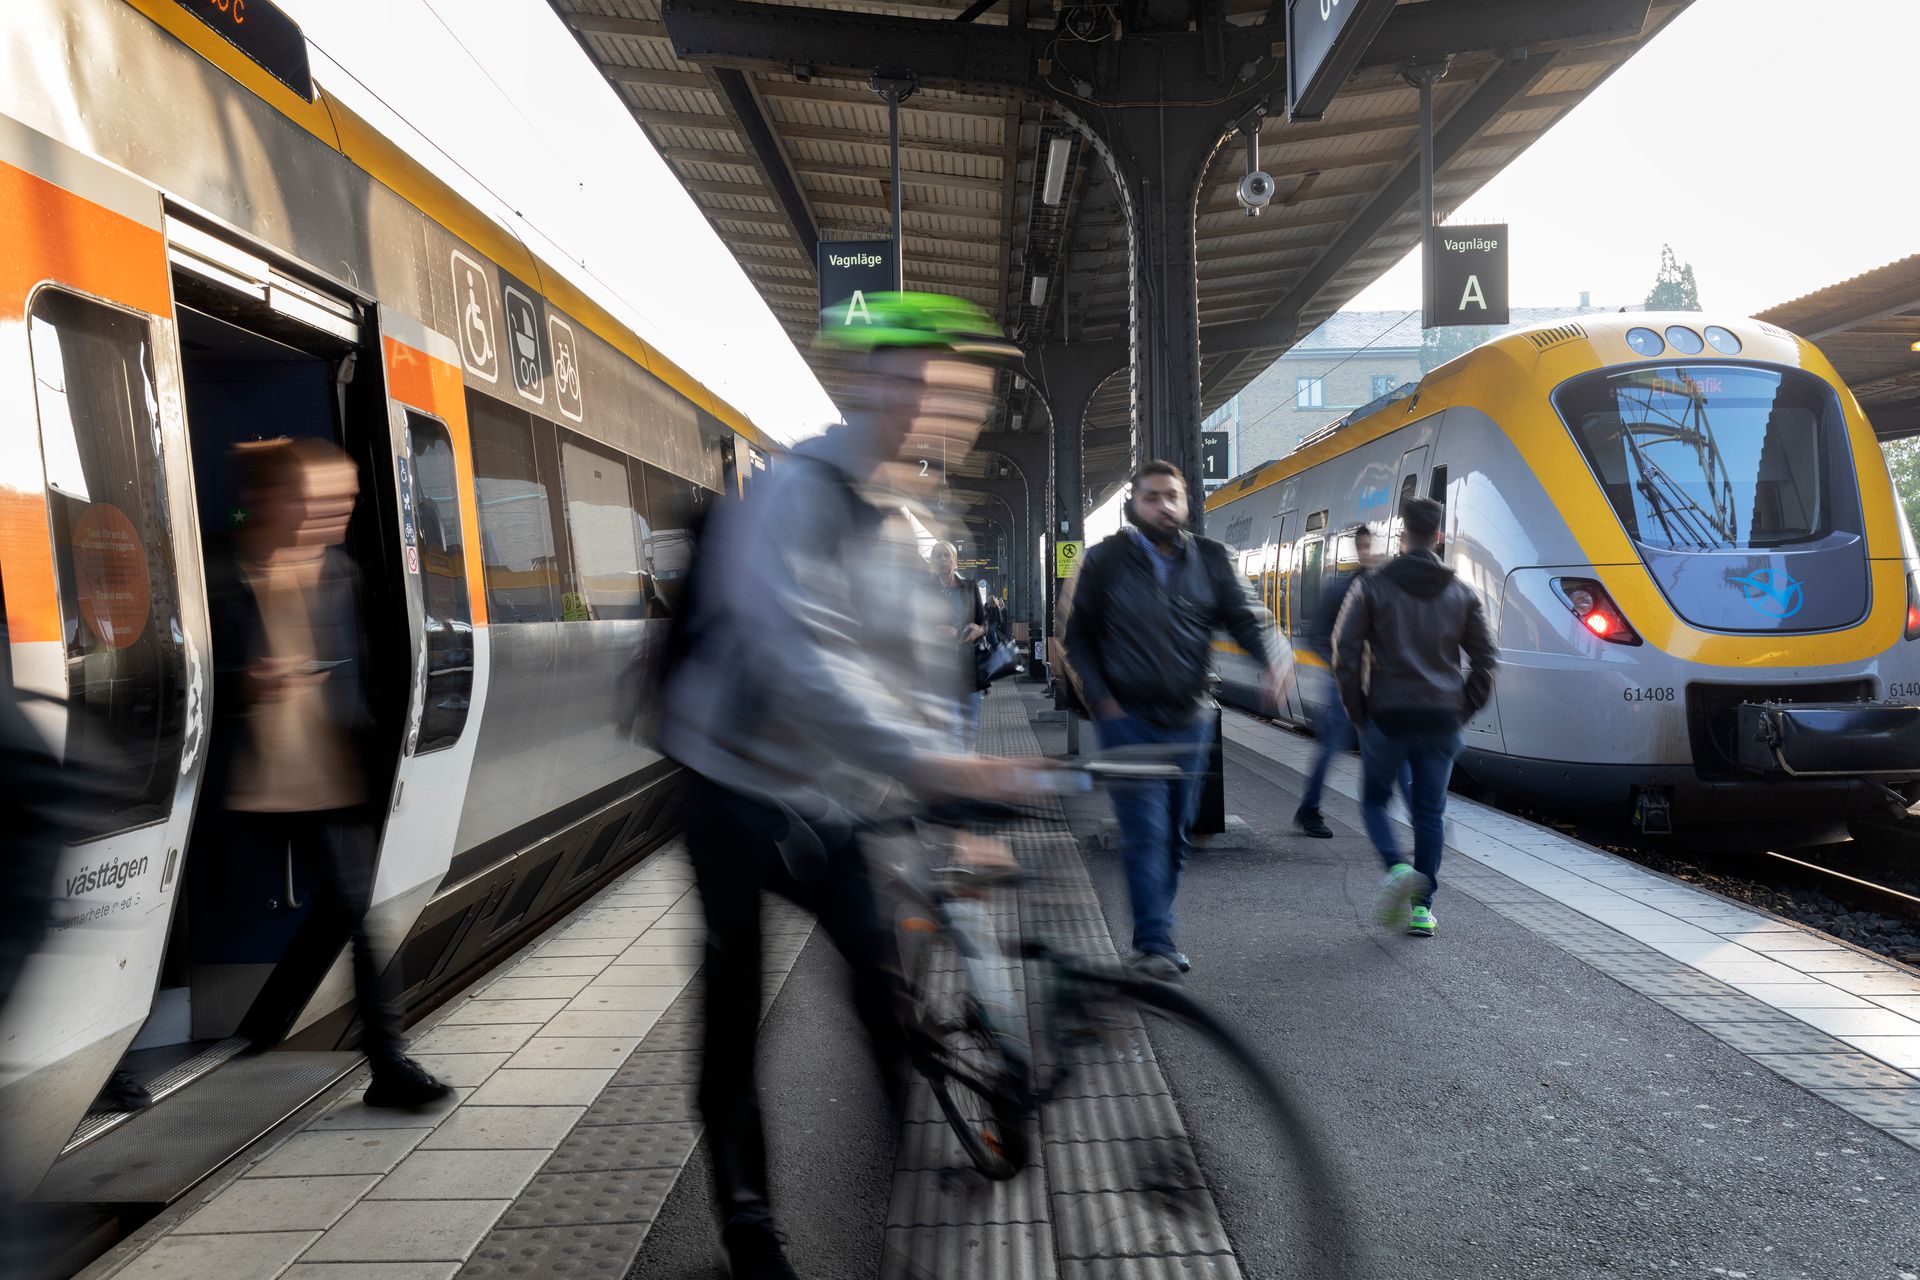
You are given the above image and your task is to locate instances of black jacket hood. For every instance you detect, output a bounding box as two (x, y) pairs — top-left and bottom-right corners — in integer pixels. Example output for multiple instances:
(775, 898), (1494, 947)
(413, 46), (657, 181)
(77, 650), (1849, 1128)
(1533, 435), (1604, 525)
(1380, 549), (1455, 600)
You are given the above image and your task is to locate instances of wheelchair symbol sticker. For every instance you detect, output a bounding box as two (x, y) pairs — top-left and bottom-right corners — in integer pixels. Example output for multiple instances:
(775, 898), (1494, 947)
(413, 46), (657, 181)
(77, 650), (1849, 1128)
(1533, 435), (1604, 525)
(549, 314), (584, 421)
(503, 284), (545, 404)
(450, 250), (498, 383)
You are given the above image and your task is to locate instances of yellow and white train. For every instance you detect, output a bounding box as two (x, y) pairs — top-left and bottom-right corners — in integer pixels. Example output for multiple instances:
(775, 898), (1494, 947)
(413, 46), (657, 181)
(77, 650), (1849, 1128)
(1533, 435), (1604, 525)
(1209, 312), (1920, 840)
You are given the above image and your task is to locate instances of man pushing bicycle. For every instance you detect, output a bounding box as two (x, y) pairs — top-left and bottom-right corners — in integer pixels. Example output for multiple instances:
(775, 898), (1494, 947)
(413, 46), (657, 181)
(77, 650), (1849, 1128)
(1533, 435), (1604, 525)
(655, 293), (1041, 1280)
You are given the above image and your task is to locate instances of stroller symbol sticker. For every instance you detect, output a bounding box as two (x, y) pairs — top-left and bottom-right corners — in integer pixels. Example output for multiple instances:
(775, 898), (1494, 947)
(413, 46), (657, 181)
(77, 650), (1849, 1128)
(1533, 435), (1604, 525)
(450, 250), (498, 383)
(502, 285), (545, 404)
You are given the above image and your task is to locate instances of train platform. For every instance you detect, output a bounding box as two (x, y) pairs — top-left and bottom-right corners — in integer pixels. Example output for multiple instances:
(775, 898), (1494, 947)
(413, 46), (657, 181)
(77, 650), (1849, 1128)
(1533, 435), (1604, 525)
(81, 689), (1920, 1280)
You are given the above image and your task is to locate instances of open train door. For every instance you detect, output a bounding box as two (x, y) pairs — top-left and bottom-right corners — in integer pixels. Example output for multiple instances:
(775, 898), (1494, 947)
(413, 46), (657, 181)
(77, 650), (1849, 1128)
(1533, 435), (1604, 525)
(293, 312), (494, 1034)
(0, 120), (207, 1196)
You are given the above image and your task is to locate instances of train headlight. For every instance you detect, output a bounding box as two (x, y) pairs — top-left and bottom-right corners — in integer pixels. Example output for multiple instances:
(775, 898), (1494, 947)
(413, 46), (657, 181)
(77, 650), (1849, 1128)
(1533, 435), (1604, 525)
(1551, 576), (1642, 646)
(1906, 571), (1920, 641)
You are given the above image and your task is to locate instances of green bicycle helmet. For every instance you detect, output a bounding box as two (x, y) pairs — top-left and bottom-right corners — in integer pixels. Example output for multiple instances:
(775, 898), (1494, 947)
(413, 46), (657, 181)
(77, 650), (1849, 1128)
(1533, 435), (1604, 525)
(817, 290), (1022, 365)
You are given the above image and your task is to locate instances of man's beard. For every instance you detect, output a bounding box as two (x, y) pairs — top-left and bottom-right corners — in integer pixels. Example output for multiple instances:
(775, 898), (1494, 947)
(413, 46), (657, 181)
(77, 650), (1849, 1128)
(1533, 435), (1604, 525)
(1127, 504), (1185, 547)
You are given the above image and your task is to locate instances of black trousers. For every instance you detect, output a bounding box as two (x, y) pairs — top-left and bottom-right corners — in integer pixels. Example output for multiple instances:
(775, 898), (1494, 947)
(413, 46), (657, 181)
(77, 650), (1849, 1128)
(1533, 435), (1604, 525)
(683, 772), (904, 1229)
(235, 807), (403, 1065)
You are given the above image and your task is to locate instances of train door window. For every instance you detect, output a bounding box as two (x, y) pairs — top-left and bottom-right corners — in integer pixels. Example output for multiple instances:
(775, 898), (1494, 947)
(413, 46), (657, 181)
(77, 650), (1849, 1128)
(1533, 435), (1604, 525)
(26, 289), (187, 834)
(403, 412), (474, 751)
(1298, 539), (1326, 630)
(1268, 512), (1293, 629)
(559, 435), (645, 620)
(469, 397), (560, 622)
(1398, 473), (1418, 503)
(643, 464), (709, 615)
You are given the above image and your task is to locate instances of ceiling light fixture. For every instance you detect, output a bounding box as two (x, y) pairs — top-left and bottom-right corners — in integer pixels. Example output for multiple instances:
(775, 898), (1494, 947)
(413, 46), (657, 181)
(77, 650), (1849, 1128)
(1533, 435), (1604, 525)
(1041, 136), (1071, 206)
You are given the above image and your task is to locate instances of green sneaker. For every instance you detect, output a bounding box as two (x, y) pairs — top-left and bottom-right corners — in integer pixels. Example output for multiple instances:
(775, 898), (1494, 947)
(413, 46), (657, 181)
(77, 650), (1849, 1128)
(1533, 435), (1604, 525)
(1373, 864), (1424, 926)
(1407, 905), (1435, 937)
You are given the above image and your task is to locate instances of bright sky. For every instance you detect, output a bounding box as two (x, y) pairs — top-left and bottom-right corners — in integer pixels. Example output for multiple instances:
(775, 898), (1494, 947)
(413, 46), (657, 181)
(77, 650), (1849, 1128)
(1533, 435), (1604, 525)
(276, 0), (840, 444)
(1346, 0), (1920, 316)
(275, 0), (1919, 447)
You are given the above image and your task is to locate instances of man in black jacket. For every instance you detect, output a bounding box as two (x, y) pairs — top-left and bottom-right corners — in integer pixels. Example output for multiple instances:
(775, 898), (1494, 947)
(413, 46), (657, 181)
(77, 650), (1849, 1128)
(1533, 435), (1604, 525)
(1065, 460), (1290, 979)
(1331, 497), (1497, 938)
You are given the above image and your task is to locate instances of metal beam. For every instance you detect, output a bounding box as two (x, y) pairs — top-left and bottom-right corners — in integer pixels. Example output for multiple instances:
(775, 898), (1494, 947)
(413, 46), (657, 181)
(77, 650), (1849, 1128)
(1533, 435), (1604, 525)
(1201, 50), (1560, 396)
(1868, 397), (1920, 440)
(567, 14), (669, 38)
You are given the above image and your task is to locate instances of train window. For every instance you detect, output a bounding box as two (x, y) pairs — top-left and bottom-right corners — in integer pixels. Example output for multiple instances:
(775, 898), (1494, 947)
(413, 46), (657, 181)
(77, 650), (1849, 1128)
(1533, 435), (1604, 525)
(1305, 510), (1327, 532)
(1556, 364), (1851, 551)
(469, 397), (561, 623)
(403, 412), (474, 752)
(26, 290), (189, 835)
(1332, 527), (1360, 571)
(643, 464), (709, 616)
(559, 434), (647, 621)
(1428, 466), (1449, 530)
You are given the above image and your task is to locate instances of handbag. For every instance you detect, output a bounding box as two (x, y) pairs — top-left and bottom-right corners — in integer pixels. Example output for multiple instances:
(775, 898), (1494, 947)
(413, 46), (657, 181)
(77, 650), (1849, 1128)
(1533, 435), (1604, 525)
(975, 637), (1021, 687)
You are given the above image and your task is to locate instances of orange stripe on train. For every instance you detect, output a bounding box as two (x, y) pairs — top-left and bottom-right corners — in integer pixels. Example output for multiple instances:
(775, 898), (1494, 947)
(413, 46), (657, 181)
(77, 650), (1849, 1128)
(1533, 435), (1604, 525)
(382, 335), (489, 628)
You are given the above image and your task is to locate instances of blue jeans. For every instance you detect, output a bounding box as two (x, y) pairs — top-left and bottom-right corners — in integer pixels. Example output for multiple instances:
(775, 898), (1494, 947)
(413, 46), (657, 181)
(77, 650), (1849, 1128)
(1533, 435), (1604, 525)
(963, 690), (984, 751)
(1358, 722), (1462, 908)
(1301, 694), (1411, 815)
(1095, 712), (1213, 957)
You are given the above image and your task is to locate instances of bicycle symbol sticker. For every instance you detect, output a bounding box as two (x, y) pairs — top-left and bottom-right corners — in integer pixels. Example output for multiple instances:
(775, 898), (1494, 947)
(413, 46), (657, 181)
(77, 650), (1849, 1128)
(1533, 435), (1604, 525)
(502, 284), (545, 405)
(450, 250), (499, 383)
(549, 314), (584, 421)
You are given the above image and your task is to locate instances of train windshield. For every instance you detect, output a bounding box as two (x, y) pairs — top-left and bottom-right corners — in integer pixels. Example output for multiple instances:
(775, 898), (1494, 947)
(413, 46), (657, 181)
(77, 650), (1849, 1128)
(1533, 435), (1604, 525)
(1556, 364), (1849, 551)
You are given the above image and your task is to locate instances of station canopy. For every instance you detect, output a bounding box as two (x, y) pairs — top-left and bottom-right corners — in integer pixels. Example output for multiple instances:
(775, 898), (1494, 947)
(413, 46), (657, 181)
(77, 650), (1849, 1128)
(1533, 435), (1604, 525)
(548, 0), (1688, 504)
(1758, 254), (1920, 441)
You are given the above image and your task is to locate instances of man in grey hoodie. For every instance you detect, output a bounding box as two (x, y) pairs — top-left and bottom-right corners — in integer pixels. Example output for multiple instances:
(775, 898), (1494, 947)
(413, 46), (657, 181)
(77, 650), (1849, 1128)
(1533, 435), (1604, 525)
(1331, 496), (1497, 937)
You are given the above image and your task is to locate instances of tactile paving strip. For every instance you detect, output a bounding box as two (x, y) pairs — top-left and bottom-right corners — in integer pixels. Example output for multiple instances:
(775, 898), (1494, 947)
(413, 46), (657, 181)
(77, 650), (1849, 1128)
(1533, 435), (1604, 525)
(452, 908), (811, 1277)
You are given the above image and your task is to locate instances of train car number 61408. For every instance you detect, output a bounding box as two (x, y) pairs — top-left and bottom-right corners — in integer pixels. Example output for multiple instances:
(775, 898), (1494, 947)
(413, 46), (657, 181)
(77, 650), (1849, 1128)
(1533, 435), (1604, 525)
(1623, 686), (1676, 703)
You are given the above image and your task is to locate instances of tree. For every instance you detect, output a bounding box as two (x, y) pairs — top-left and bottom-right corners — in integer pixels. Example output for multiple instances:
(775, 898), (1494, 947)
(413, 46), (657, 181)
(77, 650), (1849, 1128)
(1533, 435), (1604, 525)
(1646, 243), (1702, 311)
(1420, 325), (1485, 372)
(1882, 437), (1920, 545)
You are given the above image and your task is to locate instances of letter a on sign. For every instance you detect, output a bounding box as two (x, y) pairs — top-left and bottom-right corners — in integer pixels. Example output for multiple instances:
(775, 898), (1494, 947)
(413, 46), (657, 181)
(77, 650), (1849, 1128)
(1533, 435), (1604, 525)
(843, 291), (872, 326)
(1459, 275), (1487, 311)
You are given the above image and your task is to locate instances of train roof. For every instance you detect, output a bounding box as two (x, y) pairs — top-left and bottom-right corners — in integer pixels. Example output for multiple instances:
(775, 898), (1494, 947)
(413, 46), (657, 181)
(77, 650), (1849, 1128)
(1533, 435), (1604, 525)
(126, 0), (781, 457)
(1204, 311), (1814, 512)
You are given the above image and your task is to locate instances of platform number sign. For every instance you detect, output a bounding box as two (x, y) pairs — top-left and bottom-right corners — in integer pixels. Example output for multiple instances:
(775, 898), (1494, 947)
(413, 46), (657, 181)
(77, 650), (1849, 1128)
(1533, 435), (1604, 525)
(1201, 431), (1232, 489)
(1424, 223), (1510, 328)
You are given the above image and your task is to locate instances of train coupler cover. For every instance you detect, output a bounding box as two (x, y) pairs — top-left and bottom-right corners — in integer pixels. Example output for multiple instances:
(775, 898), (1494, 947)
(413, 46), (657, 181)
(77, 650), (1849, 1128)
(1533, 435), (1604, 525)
(1735, 700), (1920, 778)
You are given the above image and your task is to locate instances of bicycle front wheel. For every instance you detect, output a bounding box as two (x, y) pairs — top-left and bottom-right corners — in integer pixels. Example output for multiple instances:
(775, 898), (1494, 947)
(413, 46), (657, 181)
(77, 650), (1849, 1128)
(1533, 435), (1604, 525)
(1056, 967), (1365, 1279)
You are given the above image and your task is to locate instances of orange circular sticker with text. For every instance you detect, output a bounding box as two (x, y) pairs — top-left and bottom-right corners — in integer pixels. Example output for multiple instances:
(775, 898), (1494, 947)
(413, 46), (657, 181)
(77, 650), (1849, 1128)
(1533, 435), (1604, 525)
(72, 503), (151, 650)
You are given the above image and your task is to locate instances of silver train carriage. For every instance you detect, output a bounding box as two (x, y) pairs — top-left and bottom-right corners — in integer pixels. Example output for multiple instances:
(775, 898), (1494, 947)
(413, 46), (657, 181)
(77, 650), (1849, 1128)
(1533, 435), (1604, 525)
(1207, 313), (1920, 842)
(0, 0), (779, 1200)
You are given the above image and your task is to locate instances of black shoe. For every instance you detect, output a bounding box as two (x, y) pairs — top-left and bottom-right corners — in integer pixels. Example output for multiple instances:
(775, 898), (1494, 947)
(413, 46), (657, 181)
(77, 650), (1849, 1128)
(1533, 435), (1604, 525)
(363, 1056), (454, 1110)
(97, 1069), (153, 1113)
(1294, 807), (1333, 839)
(1128, 950), (1183, 982)
(718, 1220), (800, 1279)
(1169, 950), (1192, 973)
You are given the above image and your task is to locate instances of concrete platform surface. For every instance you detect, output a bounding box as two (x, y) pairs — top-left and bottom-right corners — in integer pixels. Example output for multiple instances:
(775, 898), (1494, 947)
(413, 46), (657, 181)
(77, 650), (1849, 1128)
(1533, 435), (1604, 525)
(84, 689), (1920, 1280)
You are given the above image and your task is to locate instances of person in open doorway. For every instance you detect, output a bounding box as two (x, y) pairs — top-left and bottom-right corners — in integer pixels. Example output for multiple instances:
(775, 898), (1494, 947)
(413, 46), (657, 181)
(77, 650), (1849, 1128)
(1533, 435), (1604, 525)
(205, 437), (451, 1109)
(1064, 460), (1292, 980)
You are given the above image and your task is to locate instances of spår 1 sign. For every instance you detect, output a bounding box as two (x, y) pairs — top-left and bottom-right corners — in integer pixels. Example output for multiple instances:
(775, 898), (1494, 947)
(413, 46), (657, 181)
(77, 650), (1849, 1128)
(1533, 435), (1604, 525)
(1285, 0), (1396, 122)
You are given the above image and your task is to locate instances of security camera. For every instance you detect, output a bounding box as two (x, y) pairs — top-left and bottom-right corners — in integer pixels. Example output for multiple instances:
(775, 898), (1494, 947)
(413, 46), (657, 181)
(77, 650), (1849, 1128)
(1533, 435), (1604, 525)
(1236, 170), (1275, 215)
